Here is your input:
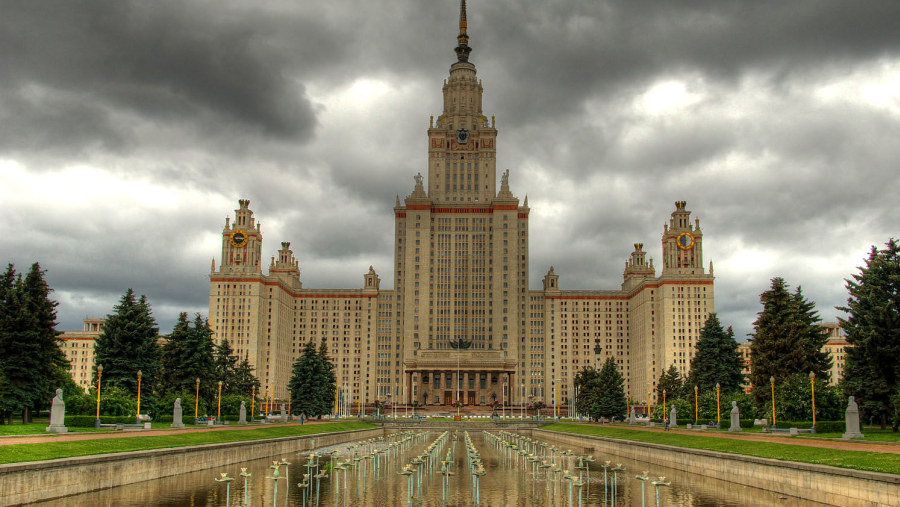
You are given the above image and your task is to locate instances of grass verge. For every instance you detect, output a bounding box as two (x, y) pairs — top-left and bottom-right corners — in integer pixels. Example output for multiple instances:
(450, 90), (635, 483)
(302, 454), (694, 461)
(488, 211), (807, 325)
(542, 423), (900, 475)
(0, 421), (374, 464)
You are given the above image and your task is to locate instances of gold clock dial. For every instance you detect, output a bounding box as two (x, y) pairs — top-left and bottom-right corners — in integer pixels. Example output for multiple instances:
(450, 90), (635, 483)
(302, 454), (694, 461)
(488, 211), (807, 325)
(677, 232), (694, 250)
(230, 230), (248, 248)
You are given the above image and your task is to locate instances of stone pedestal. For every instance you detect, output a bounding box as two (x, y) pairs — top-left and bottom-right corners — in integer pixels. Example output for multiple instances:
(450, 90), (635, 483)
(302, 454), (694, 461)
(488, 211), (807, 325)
(669, 406), (678, 427)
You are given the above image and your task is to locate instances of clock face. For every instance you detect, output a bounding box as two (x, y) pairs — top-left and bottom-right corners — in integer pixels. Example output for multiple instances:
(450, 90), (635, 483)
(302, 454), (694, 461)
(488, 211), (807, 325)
(456, 128), (469, 144)
(677, 232), (694, 250)
(230, 230), (248, 248)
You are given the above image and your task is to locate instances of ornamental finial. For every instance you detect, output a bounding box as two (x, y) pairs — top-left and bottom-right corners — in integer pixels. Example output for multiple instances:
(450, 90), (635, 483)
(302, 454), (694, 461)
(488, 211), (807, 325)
(454, 0), (472, 62)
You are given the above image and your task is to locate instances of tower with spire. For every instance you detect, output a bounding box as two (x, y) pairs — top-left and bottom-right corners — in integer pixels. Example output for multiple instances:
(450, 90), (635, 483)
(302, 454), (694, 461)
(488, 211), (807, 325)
(205, 2), (715, 414)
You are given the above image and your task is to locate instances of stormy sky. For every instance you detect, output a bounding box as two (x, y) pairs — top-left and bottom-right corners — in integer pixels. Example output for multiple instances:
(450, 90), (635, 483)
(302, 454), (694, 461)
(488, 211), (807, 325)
(2, 0), (898, 340)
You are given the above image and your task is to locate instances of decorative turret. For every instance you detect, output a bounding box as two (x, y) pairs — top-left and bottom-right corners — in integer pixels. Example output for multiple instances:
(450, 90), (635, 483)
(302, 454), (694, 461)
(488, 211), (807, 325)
(623, 243), (656, 289)
(662, 201), (704, 274)
(542, 266), (560, 292)
(217, 199), (263, 274)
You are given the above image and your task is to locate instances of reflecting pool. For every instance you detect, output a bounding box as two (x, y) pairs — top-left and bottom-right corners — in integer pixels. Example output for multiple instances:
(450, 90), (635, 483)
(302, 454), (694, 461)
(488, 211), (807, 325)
(33, 430), (829, 506)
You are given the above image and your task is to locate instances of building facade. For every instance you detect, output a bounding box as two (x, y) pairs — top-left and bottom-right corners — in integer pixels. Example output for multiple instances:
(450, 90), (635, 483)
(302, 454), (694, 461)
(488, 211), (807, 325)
(59, 318), (105, 391)
(208, 2), (715, 408)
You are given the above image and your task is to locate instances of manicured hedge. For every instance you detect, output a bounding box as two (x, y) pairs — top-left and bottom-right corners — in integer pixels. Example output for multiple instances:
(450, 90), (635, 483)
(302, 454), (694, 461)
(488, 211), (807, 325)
(64, 415), (142, 427)
(771, 420), (845, 433)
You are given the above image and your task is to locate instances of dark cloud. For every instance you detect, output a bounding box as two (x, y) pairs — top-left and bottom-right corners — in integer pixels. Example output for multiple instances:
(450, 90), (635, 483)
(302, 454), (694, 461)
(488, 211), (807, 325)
(2, 0), (899, 341)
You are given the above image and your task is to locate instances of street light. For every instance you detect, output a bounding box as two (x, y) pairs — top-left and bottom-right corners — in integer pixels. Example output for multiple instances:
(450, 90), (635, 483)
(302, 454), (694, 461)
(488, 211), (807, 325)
(217, 380), (223, 423)
(662, 389), (667, 423)
(195, 378), (200, 420)
(250, 385), (255, 422)
(770, 376), (776, 427)
(95, 364), (103, 427)
(716, 383), (721, 426)
(809, 372), (816, 428)
(693, 385), (698, 424)
(648, 384), (652, 420)
(136, 370), (143, 422)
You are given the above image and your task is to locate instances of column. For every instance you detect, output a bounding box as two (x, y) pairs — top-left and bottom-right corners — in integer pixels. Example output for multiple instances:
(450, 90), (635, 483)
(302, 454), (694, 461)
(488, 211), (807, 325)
(405, 371), (413, 404)
(508, 371), (514, 405)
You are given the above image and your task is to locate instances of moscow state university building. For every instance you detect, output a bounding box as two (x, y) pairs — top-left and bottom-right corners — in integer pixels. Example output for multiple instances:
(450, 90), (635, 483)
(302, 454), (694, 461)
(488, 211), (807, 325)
(208, 3), (715, 409)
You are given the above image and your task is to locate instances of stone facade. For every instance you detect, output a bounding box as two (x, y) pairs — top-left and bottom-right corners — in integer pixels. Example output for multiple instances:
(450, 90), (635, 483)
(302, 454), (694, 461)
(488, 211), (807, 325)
(207, 4), (715, 408)
(59, 318), (104, 391)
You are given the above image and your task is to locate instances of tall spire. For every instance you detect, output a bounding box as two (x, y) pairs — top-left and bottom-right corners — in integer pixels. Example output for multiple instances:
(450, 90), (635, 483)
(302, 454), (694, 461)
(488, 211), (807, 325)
(454, 0), (472, 62)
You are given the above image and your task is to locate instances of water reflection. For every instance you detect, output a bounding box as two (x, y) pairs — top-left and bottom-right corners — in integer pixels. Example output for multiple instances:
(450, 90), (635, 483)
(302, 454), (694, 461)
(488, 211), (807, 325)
(32, 430), (828, 506)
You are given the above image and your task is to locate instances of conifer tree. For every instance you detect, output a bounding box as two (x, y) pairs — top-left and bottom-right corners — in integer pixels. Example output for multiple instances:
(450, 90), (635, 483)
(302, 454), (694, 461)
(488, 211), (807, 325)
(749, 278), (831, 410)
(595, 356), (627, 419)
(656, 364), (683, 404)
(839, 239), (900, 430)
(160, 313), (216, 404)
(214, 337), (241, 395)
(232, 354), (261, 397)
(573, 366), (601, 420)
(0, 266), (42, 423)
(688, 314), (745, 393)
(289, 341), (323, 417)
(93, 289), (161, 412)
(22, 263), (70, 407)
(316, 339), (337, 416)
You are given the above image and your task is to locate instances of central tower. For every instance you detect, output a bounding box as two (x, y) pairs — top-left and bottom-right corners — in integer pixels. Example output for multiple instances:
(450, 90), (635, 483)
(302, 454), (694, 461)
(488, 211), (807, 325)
(427, 0), (497, 203)
(397, 0), (528, 407)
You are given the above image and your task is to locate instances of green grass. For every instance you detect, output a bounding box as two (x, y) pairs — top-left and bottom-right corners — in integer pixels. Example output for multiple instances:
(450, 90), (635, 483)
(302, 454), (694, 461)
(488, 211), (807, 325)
(0, 421), (374, 464)
(542, 423), (900, 475)
(798, 429), (900, 443)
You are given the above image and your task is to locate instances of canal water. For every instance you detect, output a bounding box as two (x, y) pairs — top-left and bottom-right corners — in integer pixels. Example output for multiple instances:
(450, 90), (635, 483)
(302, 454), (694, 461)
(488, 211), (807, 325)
(32, 430), (829, 506)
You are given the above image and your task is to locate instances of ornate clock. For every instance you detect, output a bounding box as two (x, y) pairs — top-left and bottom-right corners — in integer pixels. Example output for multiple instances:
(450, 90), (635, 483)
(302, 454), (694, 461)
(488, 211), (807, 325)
(230, 230), (248, 248)
(677, 232), (694, 250)
(456, 127), (470, 144)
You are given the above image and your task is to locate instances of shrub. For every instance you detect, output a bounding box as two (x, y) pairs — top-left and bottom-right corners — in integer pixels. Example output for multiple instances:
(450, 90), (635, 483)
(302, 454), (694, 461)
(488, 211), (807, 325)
(64, 415), (142, 427)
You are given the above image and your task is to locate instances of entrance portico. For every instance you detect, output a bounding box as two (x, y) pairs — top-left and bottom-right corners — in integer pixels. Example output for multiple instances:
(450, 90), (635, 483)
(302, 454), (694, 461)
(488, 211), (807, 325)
(404, 350), (517, 407)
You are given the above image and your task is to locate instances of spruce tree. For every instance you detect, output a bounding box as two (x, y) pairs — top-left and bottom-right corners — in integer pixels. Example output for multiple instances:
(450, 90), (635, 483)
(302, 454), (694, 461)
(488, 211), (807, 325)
(93, 289), (161, 413)
(749, 278), (831, 410)
(573, 366), (601, 420)
(839, 239), (900, 430)
(316, 339), (337, 417)
(595, 356), (627, 419)
(160, 313), (216, 405)
(688, 314), (745, 393)
(232, 353), (261, 397)
(289, 341), (320, 417)
(214, 337), (241, 395)
(656, 364), (683, 404)
(0, 267), (43, 423)
(22, 263), (70, 409)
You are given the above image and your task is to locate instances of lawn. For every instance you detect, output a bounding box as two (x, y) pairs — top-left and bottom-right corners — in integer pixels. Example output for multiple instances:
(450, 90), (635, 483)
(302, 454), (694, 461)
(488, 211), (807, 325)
(542, 423), (900, 475)
(0, 421), (375, 464)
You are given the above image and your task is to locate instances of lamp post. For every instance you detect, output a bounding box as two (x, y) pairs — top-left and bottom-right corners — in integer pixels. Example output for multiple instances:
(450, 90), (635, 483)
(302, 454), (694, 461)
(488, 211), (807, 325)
(136, 370), (142, 421)
(809, 372), (816, 428)
(195, 378), (200, 420)
(217, 380), (223, 423)
(95, 364), (103, 427)
(663, 389), (667, 423)
(356, 376), (361, 417)
(770, 376), (776, 427)
(716, 383), (721, 426)
(693, 385), (698, 424)
(648, 384), (652, 419)
(251, 384), (255, 422)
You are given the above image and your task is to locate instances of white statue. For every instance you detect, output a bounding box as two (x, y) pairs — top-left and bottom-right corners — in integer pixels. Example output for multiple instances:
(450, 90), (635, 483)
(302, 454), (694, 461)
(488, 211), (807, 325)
(414, 172), (423, 186)
(46, 388), (67, 433)
(501, 169), (509, 186)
